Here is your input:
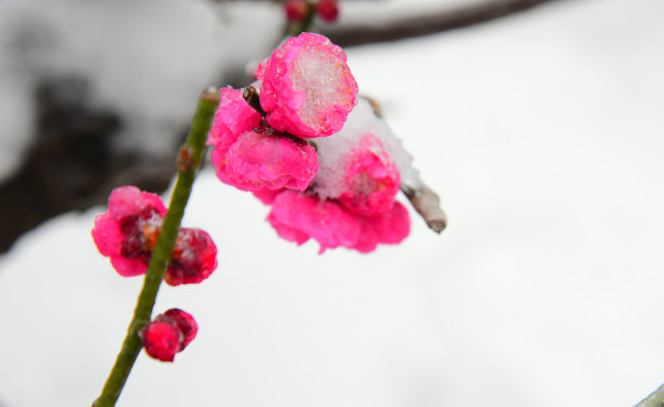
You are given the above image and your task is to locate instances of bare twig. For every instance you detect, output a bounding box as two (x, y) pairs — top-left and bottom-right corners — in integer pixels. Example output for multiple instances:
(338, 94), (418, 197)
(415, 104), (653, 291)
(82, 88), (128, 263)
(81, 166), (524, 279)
(402, 183), (447, 233)
(320, 0), (563, 47)
(634, 382), (664, 407)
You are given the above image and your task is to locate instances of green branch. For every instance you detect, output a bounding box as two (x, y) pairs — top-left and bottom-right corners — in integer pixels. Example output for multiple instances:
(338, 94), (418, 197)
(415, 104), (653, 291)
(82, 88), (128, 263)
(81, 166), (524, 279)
(93, 88), (219, 407)
(287, 2), (316, 37)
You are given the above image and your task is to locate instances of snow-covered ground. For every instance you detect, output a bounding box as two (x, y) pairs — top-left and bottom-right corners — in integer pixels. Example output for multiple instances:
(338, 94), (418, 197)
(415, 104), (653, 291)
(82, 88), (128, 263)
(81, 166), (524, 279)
(1, 0), (664, 406)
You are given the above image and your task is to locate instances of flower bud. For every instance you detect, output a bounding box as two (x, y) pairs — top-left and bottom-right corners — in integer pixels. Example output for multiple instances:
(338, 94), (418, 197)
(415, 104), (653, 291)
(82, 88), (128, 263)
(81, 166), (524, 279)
(141, 321), (181, 362)
(315, 0), (339, 22)
(141, 309), (198, 362)
(285, 0), (309, 21)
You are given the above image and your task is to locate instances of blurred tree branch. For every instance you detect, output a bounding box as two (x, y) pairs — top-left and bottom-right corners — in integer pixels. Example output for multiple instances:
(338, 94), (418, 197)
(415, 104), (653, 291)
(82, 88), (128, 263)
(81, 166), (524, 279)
(320, 0), (563, 47)
(634, 382), (664, 407)
(0, 76), (174, 253)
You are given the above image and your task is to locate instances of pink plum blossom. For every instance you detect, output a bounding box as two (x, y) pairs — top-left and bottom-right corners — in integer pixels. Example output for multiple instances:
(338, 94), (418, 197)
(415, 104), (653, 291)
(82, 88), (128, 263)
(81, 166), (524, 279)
(337, 134), (400, 216)
(258, 32), (358, 138)
(207, 87), (262, 155)
(212, 128), (318, 192)
(266, 189), (409, 253)
(92, 186), (166, 277)
(352, 202), (410, 253)
(267, 190), (360, 253)
(92, 186), (218, 284)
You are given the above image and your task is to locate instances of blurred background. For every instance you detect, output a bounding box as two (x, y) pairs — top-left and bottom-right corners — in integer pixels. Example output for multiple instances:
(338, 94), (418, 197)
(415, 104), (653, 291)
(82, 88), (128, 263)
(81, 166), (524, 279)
(1, 0), (664, 406)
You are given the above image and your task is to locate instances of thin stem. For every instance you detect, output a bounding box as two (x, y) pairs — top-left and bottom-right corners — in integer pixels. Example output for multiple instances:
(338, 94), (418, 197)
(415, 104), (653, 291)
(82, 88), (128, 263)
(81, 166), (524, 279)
(93, 88), (219, 407)
(243, 85), (267, 117)
(634, 382), (664, 407)
(287, 2), (316, 37)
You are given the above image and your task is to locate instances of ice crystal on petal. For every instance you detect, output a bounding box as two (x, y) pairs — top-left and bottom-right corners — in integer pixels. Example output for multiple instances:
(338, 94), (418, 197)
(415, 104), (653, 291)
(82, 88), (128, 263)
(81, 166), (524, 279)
(259, 98), (414, 253)
(259, 32), (358, 138)
(313, 98), (419, 200)
(337, 134), (400, 216)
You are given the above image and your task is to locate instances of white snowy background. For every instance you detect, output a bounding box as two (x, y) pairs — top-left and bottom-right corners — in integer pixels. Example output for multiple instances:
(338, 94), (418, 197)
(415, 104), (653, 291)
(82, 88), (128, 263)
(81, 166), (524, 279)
(1, 0), (664, 406)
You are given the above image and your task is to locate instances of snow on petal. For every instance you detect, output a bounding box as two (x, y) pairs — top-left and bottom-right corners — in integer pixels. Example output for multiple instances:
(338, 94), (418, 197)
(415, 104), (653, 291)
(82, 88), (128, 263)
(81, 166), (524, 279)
(259, 32), (358, 138)
(337, 133), (400, 216)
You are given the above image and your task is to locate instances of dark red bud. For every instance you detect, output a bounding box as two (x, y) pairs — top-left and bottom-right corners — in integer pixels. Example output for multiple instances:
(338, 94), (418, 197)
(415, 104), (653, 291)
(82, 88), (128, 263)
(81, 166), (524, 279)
(285, 0), (309, 22)
(140, 321), (181, 362)
(315, 0), (338, 22)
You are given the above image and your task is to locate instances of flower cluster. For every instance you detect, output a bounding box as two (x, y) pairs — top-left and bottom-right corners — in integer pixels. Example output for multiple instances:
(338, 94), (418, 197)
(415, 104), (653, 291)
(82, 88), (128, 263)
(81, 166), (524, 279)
(208, 33), (411, 253)
(264, 100), (411, 253)
(92, 186), (217, 361)
(140, 309), (198, 362)
(208, 32), (357, 193)
(92, 186), (217, 285)
(285, 0), (339, 23)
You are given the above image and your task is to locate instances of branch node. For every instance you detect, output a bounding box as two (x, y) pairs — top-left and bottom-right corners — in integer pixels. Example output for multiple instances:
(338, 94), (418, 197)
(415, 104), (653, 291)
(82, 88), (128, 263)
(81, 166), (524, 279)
(243, 85), (267, 117)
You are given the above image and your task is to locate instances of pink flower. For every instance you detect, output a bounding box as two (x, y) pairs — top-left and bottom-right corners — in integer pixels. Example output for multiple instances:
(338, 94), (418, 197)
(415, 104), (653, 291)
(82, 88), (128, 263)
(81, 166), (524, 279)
(92, 186), (167, 277)
(352, 202), (410, 253)
(207, 87), (262, 155)
(258, 33), (358, 138)
(337, 134), (400, 216)
(212, 128), (318, 192)
(267, 190), (360, 253)
(266, 189), (410, 253)
(165, 228), (218, 286)
(92, 186), (218, 284)
(141, 308), (198, 362)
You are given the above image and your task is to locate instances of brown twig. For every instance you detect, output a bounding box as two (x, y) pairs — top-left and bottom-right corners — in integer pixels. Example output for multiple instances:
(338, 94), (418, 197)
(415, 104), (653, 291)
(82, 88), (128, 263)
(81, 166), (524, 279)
(402, 183), (447, 233)
(634, 382), (664, 407)
(320, 0), (563, 47)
